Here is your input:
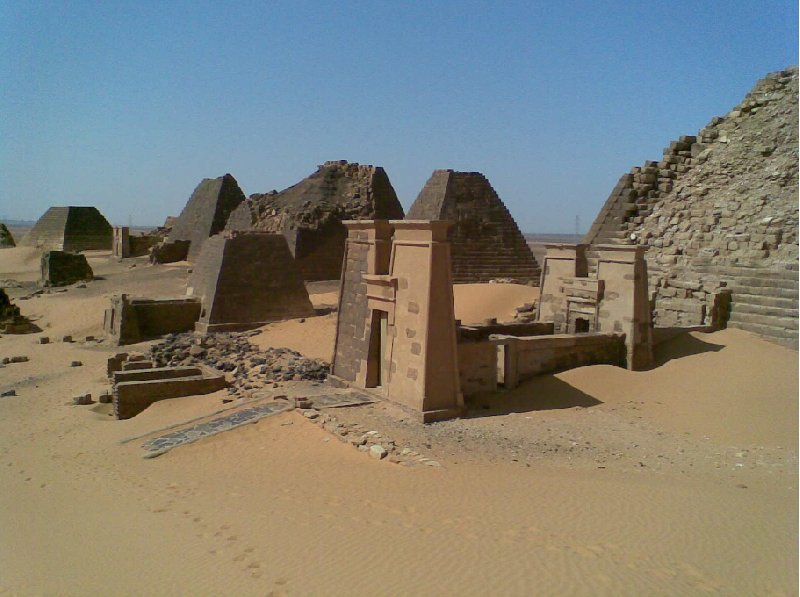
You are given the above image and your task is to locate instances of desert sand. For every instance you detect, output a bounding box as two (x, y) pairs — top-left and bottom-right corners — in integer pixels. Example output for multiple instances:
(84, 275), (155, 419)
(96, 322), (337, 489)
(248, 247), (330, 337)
(0, 247), (797, 596)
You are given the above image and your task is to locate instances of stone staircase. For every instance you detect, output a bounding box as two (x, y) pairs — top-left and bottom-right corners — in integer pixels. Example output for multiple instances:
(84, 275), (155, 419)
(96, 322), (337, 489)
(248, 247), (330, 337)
(691, 263), (798, 347)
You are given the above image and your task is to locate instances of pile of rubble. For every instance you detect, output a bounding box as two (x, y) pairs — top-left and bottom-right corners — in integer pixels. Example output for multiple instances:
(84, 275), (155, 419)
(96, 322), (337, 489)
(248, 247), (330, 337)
(148, 332), (329, 396)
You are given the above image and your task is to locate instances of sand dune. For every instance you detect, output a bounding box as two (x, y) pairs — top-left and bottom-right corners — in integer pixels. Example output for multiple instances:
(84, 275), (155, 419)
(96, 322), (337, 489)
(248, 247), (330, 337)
(0, 251), (796, 596)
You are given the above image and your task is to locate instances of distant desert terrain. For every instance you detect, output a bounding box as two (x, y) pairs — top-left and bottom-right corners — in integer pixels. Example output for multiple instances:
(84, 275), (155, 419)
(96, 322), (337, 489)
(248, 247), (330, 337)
(0, 247), (796, 596)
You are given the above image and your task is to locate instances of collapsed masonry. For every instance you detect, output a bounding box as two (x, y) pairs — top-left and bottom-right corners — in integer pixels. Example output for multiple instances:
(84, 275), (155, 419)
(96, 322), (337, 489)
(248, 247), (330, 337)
(158, 173), (246, 262)
(226, 161), (405, 280)
(406, 170), (541, 284)
(584, 67), (798, 347)
(40, 251), (93, 287)
(330, 221), (639, 422)
(189, 231), (315, 333)
(20, 206), (112, 252)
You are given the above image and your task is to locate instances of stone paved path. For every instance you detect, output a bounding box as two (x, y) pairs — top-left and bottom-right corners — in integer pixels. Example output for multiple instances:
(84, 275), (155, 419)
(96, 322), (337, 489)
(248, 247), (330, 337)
(141, 391), (374, 458)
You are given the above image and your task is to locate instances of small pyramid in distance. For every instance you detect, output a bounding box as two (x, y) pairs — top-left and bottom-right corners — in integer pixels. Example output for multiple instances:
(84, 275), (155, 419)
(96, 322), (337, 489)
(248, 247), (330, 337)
(19, 206), (112, 252)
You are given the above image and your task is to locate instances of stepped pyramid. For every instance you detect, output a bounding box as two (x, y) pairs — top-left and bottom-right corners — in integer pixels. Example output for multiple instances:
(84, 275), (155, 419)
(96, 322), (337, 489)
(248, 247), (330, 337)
(406, 170), (540, 284)
(188, 231), (315, 333)
(20, 206), (112, 252)
(168, 173), (246, 260)
(226, 161), (405, 280)
(584, 67), (798, 346)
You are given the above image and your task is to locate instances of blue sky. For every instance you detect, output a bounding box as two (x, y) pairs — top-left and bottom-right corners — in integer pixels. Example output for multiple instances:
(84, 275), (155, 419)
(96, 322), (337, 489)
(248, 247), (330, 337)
(1, 1), (796, 232)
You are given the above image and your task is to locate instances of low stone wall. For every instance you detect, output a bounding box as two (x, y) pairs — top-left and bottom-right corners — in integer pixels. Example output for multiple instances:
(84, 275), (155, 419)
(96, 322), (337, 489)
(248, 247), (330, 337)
(114, 371), (227, 419)
(510, 333), (625, 383)
(457, 332), (625, 397)
(113, 366), (203, 384)
(104, 295), (201, 345)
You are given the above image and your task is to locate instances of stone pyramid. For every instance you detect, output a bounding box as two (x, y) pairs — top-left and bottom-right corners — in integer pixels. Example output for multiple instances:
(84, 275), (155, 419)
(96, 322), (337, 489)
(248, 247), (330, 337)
(406, 170), (541, 284)
(20, 206), (112, 252)
(0, 223), (15, 248)
(189, 231), (315, 333)
(168, 173), (246, 260)
(226, 161), (405, 280)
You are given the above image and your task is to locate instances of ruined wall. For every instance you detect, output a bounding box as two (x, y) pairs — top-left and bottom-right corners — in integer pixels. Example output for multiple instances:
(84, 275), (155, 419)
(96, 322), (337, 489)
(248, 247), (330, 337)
(168, 173), (246, 261)
(104, 295), (201, 345)
(512, 334), (625, 382)
(406, 170), (541, 284)
(40, 251), (93, 286)
(227, 161), (405, 280)
(21, 207), (112, 251)
(584, 67), (798, 346)
(189, 232), (314, 333)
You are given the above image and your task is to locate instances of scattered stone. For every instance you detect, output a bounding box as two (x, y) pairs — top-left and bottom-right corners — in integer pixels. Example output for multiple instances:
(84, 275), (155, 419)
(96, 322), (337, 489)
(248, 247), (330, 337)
(369, 445), (388, 460)
(85, 336), (95, 342)
(62, 335), (73, 343)
(38, 337), (49, 345)
(301, 409), (320, 420)
(73, 394), (93, 405)
(98, 392), (113, 404)
(71, 361), (83, 367)
(9, 356), (29, 363)
(1, 389), (16, 397)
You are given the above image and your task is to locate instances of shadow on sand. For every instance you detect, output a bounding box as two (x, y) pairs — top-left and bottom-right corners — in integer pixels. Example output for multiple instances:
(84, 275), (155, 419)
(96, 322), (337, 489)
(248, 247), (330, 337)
(653, 330), (725, 367)
(464, 375), (602, 418)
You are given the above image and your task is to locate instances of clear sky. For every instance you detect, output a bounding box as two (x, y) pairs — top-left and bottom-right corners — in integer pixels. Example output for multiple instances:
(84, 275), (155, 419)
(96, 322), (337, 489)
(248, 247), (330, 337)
(1, 1), (797, 232)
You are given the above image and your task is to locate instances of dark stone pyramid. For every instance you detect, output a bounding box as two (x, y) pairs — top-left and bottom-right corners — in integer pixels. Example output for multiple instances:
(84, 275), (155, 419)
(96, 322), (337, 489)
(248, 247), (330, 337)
(20, 207), (112, 252)
(406, 170), (541, 284)
(167, 173), (247, 260)
(189, 231), (315, 333)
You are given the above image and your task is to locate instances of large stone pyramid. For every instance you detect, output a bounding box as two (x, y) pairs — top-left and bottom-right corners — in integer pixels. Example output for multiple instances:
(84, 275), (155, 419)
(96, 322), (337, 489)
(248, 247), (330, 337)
(226, 161), (405, 280)
(583, 67), (798, 346)
(168, 173), (246, 260)
(406, 170), (541, 284)
(20, 206), (112, 251)
(188, 231), (315, 333)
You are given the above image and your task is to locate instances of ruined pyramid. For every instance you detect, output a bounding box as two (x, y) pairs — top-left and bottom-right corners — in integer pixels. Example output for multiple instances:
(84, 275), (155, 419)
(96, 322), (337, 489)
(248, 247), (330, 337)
(583, 66), (798, 346)
(168, 173), (246, 260)
(189, 231), (315, 333)
(226, 161), (405, 280)
(406, 170), (541, 284)
(20, 206), (112, 252)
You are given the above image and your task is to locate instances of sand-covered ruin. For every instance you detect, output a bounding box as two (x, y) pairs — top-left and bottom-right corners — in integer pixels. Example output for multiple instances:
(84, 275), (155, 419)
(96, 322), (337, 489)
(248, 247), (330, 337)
(0, 66), (797, 596)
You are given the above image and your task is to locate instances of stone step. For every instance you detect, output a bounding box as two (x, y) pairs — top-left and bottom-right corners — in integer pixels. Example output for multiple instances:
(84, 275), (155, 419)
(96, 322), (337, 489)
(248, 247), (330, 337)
(728, 311), (798, 330)
(731, 301), (799, 319)
(731, 293), (798, 310)
(726, 321), (799, 348)
(727, 284), (798, 299)
(692, 265), (799, 280)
